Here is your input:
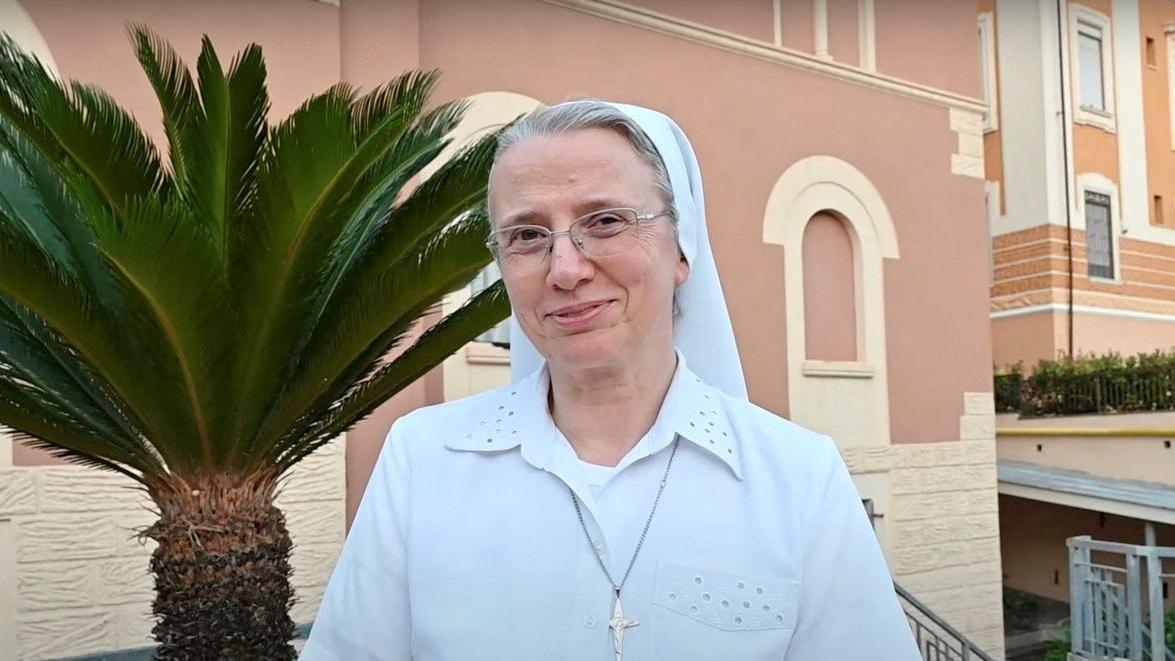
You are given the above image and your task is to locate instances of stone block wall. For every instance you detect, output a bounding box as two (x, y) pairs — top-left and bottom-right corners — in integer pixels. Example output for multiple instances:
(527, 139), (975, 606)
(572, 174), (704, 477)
(0, 432), (345, 660)
(842, 392), (1007, 659)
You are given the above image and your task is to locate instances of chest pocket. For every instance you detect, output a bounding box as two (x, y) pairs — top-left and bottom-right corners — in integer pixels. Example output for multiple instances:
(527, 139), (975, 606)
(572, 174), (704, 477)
(648, 561), (799, 660)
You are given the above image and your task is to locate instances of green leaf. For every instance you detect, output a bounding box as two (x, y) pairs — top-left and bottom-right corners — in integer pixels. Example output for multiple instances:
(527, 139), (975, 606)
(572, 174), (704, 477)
(0, 30), (508, 485)
(188, 36), (268, 267)
(0, 218), (192, 472)
(275, 280), (510, 469)
(250, 212), (497, 462)
(0, 296), (155, 467)
(89, 196), (238, 468)
(0, 118), (114, 302)
(129, 25), (198, 183)
(0, 376), (150, 481)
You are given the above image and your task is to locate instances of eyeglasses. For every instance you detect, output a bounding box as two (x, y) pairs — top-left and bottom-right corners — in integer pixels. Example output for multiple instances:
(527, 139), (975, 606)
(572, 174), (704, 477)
(486, 207), (673, 274)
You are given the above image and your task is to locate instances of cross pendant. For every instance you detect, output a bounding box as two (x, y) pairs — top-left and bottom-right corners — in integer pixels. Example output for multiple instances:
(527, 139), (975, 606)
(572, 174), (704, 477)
(608, 587), (639, 661)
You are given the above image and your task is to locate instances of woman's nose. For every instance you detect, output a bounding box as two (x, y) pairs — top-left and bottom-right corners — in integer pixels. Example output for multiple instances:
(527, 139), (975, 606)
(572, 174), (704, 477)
(546, 233), (593, 290)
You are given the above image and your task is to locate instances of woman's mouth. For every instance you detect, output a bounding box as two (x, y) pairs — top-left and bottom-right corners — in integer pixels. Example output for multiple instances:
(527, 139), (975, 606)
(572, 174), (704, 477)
(549, 300), (613, 330)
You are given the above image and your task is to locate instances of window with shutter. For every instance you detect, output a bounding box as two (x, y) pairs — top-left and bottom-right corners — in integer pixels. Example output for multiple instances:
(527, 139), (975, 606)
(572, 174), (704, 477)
(1084, 191), (1114, 280)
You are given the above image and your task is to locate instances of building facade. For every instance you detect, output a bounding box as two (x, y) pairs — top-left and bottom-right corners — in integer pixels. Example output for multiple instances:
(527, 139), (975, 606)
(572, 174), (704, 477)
(0, 0), (1005, 658)
(985, 0), (1175, 370)
(983, 3), (1175, 655)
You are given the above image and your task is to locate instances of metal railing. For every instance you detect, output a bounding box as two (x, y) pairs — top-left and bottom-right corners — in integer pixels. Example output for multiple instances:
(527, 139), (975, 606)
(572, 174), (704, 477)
(1068, 535), (1175, 661)
(895, 582), (997, 661)
(1010, 371), (1175, 417)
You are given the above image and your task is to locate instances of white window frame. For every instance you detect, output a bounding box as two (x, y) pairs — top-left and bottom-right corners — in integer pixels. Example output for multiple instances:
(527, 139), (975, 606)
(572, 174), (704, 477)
(978, 12), (999, 133)
(470, 261), (511, 347)
(1166, 27), (1175, 150)
(1069, 5), (1116, 132)
(1077, 173), (1122, 283)
(984, 181), (1000, 285)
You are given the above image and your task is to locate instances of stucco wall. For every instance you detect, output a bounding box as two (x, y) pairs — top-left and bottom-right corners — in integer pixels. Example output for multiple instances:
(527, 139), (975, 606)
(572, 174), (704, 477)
(1000, 495), (1175, 607)
(417, 0), (993, 447)
(0, 431), (345, 660)
(999, 433), (1175, 486)
(844, 392), (1006, 658)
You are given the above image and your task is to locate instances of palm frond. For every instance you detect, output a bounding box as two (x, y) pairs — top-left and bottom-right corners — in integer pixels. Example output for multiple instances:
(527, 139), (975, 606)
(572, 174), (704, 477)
(283, 111), (495, 391)
(0, 219), (193, 471)
(87, 195), (239, 468)
(0, 119), (120, 308)
(0, 35), (65, 165)
(0, 150), (72, 260)
(273, 280), (509, 469)
(128, 25), (198, 182)
(0, 296), (156, 466)
(188, 36), (268, 266)
(317, 80), (462, 311)
(279, 98), (483, 398)
(65, 81), (172, 208)
(363, 125), (498, 274)
(229, 84), (448, 450)
(350, 70), (438, 143)
(0, 376), (150, 481)
(250, 212), (496, 461)
(321, 210), (498, 371)
(225, 85), (358, 447)
(0, 35), (172, 219)
(0, 31), (508, 485)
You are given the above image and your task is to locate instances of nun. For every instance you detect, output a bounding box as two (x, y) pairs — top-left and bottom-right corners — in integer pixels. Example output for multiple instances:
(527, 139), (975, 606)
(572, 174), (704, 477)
(301, 100), (921, 660)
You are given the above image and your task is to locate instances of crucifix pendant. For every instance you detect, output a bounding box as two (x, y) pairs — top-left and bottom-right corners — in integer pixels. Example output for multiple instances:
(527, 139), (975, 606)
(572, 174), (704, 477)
(608, 587), (639, 661)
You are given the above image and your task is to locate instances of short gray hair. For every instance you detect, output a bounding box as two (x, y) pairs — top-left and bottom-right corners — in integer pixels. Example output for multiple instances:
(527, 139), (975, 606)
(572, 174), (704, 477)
(487, 99), (677, 228)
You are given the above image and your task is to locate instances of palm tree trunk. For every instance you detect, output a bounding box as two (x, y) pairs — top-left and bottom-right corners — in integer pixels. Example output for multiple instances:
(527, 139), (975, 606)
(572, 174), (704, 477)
(145, 474), (296, 660)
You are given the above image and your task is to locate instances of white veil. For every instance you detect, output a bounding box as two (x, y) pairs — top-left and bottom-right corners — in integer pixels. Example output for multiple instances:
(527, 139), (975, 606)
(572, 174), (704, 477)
(504, 102), (747, 400)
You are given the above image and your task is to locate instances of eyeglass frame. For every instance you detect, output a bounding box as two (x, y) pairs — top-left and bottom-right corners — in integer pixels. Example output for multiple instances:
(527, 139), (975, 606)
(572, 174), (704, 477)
(485, 207), (675, 263)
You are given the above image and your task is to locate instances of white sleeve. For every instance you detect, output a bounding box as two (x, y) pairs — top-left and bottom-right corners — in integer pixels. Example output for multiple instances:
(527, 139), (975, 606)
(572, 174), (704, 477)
(783, 435), (921, 661)
(300, 419), (412, 661)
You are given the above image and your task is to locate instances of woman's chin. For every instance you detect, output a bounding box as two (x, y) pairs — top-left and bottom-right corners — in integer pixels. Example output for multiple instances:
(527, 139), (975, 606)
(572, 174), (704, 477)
(544, 328), (623, 368)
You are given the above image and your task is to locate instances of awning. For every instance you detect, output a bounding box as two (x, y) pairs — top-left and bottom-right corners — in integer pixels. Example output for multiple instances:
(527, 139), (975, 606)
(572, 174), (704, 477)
(998, 460), (1175, 524)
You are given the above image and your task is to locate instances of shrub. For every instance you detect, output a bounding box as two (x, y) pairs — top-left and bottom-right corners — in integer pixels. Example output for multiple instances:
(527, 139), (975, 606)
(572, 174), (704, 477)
(993, 348), (1175, 417)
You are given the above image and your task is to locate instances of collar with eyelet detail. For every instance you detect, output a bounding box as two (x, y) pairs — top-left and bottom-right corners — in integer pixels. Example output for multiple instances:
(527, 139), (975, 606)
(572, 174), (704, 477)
(443, 349), (743, 480)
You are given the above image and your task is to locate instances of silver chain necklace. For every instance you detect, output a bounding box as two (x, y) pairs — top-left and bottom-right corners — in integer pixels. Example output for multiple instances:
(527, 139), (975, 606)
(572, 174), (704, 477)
(569, 436), (680, 661)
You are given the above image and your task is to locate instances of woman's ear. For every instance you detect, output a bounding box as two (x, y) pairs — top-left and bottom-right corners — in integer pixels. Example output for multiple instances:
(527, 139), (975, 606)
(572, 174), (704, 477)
(675, 251), (690, 286)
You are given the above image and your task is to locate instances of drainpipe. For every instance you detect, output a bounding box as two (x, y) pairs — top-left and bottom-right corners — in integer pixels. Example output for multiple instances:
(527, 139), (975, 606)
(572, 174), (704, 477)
(1056, 0), (1076, 361)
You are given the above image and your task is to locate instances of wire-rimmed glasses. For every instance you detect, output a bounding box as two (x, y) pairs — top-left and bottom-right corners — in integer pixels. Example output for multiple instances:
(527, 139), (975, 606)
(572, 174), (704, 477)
(486, 207), (673, 274)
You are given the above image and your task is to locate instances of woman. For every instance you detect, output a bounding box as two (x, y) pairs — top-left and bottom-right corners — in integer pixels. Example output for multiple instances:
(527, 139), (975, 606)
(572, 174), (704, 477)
(301, 101), (920, 660)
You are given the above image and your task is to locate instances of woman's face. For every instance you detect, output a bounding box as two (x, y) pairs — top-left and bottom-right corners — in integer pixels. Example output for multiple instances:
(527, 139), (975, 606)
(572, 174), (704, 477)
(488, 128), (689, 372)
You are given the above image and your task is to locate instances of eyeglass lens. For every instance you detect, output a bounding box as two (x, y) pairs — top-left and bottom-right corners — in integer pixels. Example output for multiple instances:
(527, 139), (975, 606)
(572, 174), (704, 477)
(494, 209), (644, 271)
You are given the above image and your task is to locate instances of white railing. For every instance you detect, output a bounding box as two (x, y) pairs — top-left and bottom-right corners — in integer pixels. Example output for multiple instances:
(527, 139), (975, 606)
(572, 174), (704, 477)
(1068, 535), (1175, 661)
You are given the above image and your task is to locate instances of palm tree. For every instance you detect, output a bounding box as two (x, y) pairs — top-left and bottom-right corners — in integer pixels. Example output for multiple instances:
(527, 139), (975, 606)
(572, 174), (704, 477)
(0, 27), (509, 659)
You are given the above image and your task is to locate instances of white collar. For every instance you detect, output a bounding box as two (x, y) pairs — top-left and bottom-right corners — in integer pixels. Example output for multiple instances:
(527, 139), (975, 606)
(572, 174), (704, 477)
(445, 350), (743, 480)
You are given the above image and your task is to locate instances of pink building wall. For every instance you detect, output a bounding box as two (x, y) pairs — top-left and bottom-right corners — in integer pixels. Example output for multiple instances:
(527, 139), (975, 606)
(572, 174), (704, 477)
(803, 212), (858, 362)
(779, 0), (814, 52)
(875, 0), (980, 95)
(11, 0), (993, 509)
(418, 0), (990, 445)
(1000, 496), (1175, 606)
(826, 0), (860, 65)
(626, 0), (776, 43)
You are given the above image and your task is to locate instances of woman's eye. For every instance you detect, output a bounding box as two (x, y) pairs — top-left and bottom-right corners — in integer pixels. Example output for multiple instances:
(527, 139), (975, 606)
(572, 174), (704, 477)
(503, 228), (547, 250)
(582, 213), (627, 233)
(591, 213), (624, 226)
(514, 228), (544, 242)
